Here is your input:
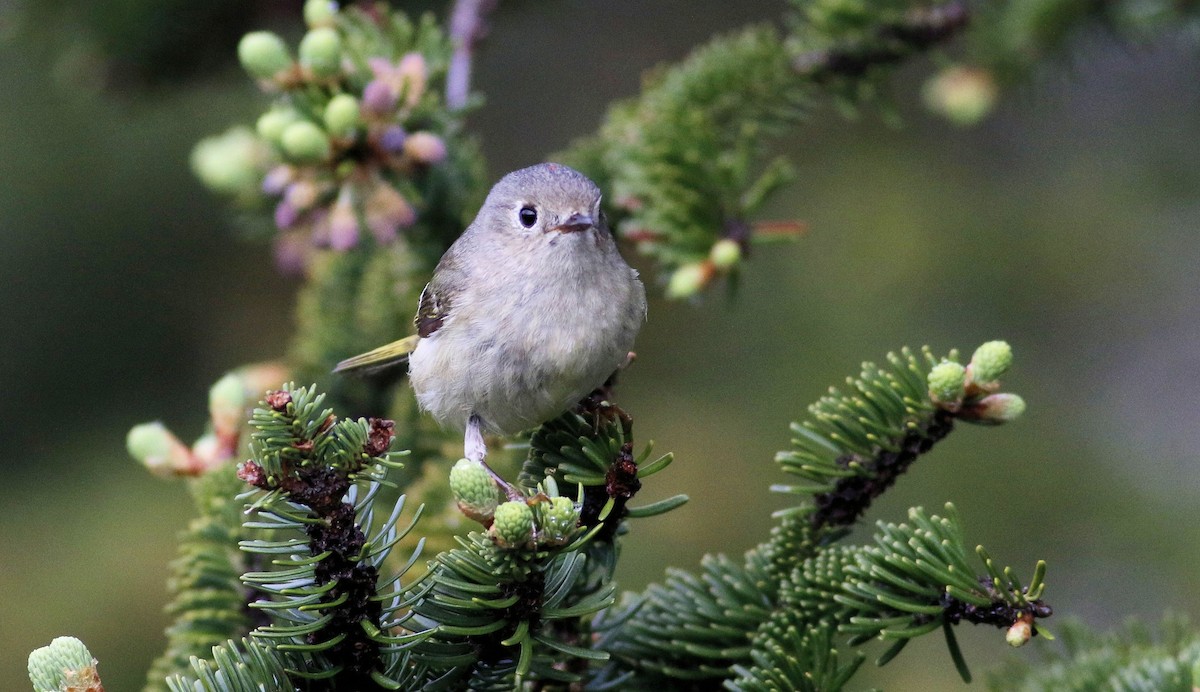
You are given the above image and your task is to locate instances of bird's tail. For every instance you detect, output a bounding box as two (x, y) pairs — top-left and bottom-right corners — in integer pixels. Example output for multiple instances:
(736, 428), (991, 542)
(333, 335), (420, 376)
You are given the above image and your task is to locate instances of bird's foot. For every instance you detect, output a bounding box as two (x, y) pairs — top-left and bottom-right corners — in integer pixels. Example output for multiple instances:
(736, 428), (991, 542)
(464, 414), (523, 502)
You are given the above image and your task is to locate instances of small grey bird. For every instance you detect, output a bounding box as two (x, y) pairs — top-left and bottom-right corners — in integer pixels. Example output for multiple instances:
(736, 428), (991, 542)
(335, 163), (646, 463)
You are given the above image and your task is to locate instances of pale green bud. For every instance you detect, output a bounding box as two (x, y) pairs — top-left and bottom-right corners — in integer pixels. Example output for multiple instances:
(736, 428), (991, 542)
(1005, 618), (1033, 647)
(922, 66), (997, 127)
(209, 373), (246, 440)
(238, 31), (292, 80)
(256, 108), (302, 146)
(127, 422), (193, 476)
(299, 27), (342, 78)
(709, 238), (742, 270)
(963, 393), (1026, 425)
(490, 500), (535, 549)
(323, 94), (361, 137)
(449, 458), (502, 524)
(665, 262), (713, 299)
(968, 340), (1013, 387)
(304, 0), (339, 28)
(927, 360), (966, 404)
(280, 121), (331, 163)
(538, 496), (579, 546)
(190, 127), (264, 195)
(29, 637), (101, 692)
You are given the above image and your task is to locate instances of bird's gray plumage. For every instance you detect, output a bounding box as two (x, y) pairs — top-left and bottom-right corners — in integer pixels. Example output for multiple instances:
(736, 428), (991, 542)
(406, 162), (646, 436)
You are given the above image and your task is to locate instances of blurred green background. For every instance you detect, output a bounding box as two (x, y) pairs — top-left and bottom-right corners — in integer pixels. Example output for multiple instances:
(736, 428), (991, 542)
(2, 1), (1199, 689)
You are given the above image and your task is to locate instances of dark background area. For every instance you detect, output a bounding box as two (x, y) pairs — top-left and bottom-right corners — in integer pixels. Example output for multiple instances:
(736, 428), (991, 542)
(2, 1), (1199, 689)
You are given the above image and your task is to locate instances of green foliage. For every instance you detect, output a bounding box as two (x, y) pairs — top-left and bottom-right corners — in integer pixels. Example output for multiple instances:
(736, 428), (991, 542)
(592, 343), (1043, 688)
(60, 1), (1200, 690)
(233, 385), (427, 689)
(990, 615), (1200, 691)
(145, 466), (255, 690)
(561, 1), (969, 298)
(164, 638), (291, 692)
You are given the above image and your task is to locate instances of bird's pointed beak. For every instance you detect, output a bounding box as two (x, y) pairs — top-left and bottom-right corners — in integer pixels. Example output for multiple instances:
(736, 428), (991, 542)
(551, 212), (594, 234)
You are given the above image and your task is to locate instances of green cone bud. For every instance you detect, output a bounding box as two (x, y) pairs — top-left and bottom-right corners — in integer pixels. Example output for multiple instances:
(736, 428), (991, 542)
(449, 458), (502, 524)
(299, 27), (342, 78)
(209, 372), (246, 440)
(29, 637), (100, 692)
(968, 340), (1013, 387)
(280, 121), (331, 163)
(1006, 618), (1033, 647)
(256, 108), (302, 146)
(323, 94), (361, 137)
(927, 360), (966, 404)
(238, 31), (292, 80)
(665, 262), (712, 299)
(962, 393), (1026, 425)
(190, 127), (264, 196)
(538, 496), (579, 546)
(490, 500), (535, 549)
(709, 238), (742, 270)
(127, 422), (193, 476)
(923, 65), (997, 127)
(304, 0), (339, 28)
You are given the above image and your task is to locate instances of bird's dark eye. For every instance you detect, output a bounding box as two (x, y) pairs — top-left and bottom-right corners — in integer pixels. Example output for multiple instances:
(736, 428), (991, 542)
(518, 206), (538, 228)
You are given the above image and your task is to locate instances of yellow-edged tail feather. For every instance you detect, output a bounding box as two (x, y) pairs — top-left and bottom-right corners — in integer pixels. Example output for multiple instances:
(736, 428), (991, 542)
(333, 335), (420, 375)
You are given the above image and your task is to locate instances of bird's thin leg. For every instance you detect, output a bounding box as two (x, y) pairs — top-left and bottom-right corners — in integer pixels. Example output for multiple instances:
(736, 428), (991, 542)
(464, 414), (488, 462)
(465, 414), (522, 501)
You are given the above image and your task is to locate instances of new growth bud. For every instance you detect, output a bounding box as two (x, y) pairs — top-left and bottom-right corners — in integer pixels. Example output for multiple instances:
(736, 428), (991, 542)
(190, 127), (265, 196)
(328, 185), (359, 250)
(1006, 615), (1033, 647)
(299, 27), (343, 79)
(403, 131), (446, 164)
(209, 372), (247, 441)
(280, 121), (332, 163)
(490, 500), (535, 549)
(395, 52), (428, 107)
(304, 0), (339, 28)
(967, 340), (1013, 389)
(127, 422), (195, 476)
(927, 360), (966, 405)
(923, 65), (998, 127)
(28, 637), (101, 692)
(238, 31), (292, 80)
(323, 94), (361, 137)
(364, 181), (415, 242)
(961, 393), (1026, 425)
(449, 458), (503, 524)
(665, 261), (714, 299)
(256, 108), (302, 146)
(709, 238), (742, 270)
(537, 496), (579, 546)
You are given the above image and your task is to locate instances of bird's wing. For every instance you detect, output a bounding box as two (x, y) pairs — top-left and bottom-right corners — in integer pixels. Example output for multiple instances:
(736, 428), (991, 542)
(333, 240), (467, 376)
(414, 280), (451, 338)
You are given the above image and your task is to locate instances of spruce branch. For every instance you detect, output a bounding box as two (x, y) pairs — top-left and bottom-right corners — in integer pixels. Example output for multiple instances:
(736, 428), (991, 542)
(406, 393), (683, 688)
(594, 342), (1036, 687)
(163, 638), (291, 692)
(229, 384), (427, 690)
(988, 614), (1200, 691)
(774, 342), (1024, 538)
(791, 1), (970, 81)
(560, 1), (973, 298)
